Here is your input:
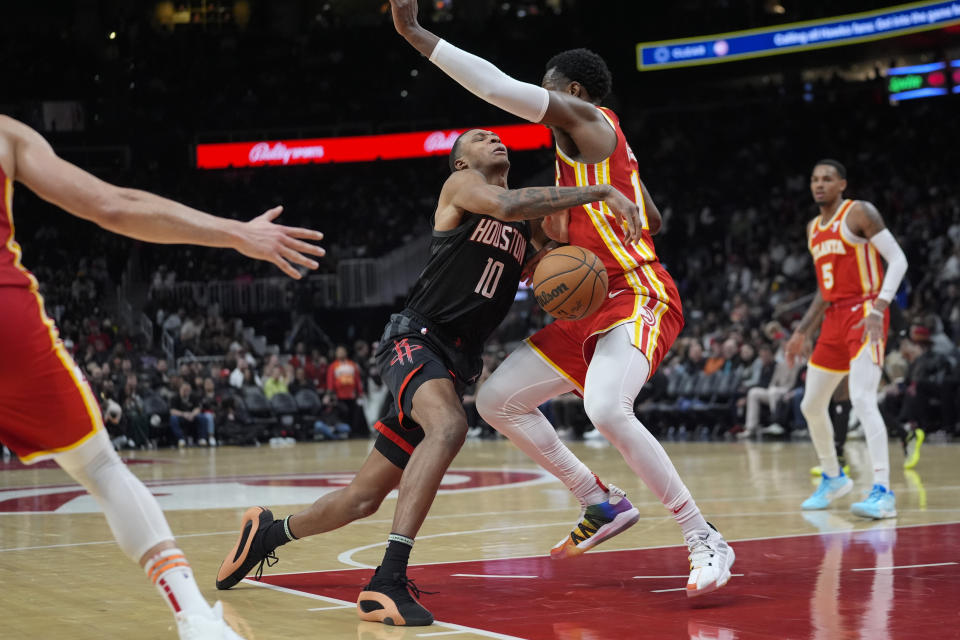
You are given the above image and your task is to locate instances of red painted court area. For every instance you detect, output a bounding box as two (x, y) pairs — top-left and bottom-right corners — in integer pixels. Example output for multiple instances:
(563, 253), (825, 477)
(258, 523), (960, 640)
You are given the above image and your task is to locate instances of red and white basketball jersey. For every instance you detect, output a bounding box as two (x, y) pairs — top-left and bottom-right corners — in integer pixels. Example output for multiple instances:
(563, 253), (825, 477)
(0, 166), (36, 289)
(554, 107), (679, 310)
(807, 199), (883, 303)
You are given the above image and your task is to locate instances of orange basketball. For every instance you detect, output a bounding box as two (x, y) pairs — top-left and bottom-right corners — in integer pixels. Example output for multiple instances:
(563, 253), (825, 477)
(532, 246), (608, 320)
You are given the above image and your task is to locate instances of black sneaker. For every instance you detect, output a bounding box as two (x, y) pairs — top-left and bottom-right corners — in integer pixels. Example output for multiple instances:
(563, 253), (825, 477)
(216, 506), (279, 590)
(356, 567), (434, 626)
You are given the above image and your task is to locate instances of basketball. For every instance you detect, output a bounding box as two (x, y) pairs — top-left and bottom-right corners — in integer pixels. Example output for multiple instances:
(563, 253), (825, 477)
(532, 246), (608, 320)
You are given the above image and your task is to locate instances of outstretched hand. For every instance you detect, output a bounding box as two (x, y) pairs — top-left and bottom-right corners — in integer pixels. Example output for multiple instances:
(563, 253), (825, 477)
(390, 0), (421, 35)
(235, 206), (325, 279)
(603, 188), (643, 245)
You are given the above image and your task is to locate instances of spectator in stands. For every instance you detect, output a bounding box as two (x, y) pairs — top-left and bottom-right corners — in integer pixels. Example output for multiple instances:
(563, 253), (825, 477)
(738, 344), (801, 439)
(887, 325), (958, 436)
(312, 390), (352, 440)
(169, 382), (214, 447)
(326, 345), (365, 437)
(263, 364), (291, 400)
(148, 358), (170, 390)
(229, 357), (261, 389)
(304, 349), (328, 390)
(679, 340), (706, 375)
(288, 367), (313, 395)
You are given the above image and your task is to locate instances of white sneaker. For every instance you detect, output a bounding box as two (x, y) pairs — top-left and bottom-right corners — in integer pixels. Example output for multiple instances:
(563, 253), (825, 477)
(685, 523), (735, 597)
(176, 602), (246, 639)
(209, 436), (217, 447)
(198, 438), (208, 447)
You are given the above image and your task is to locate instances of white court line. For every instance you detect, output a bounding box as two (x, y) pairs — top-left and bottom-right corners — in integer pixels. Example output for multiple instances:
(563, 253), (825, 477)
(337, 521), (575, 568)
(451, 574), (537, 579)
(851, 561), (957, 572)
(247, 579), (526, 640)
(650, 587), (687, 593)
(307, 605), (354, 611)
(418, 631), (469, 637)
(0, 528), (240, 553)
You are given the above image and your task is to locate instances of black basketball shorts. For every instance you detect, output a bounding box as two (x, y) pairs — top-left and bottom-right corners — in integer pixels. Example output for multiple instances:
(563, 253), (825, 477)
(372, 312), (474, 469)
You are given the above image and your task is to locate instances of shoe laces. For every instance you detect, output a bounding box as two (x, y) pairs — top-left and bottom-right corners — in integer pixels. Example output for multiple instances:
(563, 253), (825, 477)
(865, 484), (888, 502)
(253, 550), (278, 581)
(606, 484), (627, 505)
(685, 531), (717, 568)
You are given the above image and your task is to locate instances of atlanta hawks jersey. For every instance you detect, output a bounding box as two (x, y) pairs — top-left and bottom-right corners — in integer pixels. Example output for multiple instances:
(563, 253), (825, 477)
(0, 166), (36, 289)
(554, 107), (679, 310)
(807, 199), (883, 303)
(405, 213), (530, 354)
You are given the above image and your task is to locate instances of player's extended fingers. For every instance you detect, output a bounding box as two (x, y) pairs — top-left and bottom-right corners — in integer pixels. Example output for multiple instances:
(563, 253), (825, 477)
(282, 235), (326, 257)
(272, 254), (301, 279)
(283, 226), (325, 242)
(279, 245), (319, 270)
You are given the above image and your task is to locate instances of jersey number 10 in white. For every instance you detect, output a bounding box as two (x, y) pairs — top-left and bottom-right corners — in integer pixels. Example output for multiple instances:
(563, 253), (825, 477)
(475, 258), (505, 299)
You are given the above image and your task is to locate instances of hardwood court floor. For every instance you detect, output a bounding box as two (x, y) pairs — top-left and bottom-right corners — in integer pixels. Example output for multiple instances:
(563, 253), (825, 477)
(1, 436), (958, 639)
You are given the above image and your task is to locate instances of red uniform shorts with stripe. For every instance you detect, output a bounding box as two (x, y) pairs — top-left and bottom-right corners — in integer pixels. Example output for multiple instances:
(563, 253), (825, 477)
(809, 300), (889, 373)
(0, 287), (104, 463)
(526, 293), (684, 392)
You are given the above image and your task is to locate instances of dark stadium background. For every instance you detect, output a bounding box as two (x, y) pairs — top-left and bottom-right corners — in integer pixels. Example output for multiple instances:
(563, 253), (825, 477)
(3, 0), (957, 444)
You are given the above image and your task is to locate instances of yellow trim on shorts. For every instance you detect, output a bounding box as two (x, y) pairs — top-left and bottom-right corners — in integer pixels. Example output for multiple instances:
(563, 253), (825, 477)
(807, 360), (849, 374)
(524, 337), (584, 394)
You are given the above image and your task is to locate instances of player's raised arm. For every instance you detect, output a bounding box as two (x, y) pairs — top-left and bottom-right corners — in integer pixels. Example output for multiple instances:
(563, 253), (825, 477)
(2, 116), (324, 280)
(441, 169), (641, 242)
(389, 0), (615, 162)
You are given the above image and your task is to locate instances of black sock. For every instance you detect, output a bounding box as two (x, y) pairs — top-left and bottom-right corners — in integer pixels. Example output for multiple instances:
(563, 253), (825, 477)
(377, 533), (414, 581)
(261, 516), (298, 553)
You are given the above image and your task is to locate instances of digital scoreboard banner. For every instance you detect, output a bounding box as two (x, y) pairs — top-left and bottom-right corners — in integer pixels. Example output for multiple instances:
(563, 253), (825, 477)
(637, 1), (960, 70)
(195, 123), (552, 169)
(887, 60), (960, 100)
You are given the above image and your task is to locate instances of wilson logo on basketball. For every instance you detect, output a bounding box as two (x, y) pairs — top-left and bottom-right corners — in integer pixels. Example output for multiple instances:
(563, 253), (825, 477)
(535, 283), (569, 307)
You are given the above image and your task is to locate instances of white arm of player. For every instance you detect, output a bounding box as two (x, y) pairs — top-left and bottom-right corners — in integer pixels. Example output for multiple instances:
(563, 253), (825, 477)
(429, 39), (550, 123)
(870, 229), (907, 303)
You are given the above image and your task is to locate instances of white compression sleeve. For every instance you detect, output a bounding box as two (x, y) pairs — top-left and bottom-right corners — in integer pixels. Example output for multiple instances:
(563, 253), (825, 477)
(56, 430), (174, 561)
(869, 229), (907, 303)
(429, 39), (550, 123)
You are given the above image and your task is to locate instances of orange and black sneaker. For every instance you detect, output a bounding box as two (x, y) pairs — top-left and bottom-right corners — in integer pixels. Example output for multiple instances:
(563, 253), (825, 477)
(357, 567), (434, 626)
(216, 506), (279, 590)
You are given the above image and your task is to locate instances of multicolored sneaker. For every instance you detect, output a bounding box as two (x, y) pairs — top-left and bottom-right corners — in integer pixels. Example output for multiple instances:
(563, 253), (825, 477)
(850, 484), (897, 519)
(801, 471), (853, 510)
(550, 485), (640, 559)
(685, 522), (736, 597)
(903, 428), (925, 469)
(357, 567), (434, 626)
(216, 506), (279, 590)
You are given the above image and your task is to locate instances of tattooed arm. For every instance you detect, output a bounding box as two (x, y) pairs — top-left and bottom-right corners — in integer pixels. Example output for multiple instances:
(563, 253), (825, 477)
(437, 169), (641, 243)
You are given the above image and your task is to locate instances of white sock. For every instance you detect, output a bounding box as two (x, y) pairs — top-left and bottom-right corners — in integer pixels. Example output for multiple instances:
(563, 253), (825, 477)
(145, 548), (210, 617)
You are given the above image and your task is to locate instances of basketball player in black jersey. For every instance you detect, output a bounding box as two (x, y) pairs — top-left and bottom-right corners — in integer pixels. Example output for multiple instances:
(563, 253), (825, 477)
(216, 130), (640, 626)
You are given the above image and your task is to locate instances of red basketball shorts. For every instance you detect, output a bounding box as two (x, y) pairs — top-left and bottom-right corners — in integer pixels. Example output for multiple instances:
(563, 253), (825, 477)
(0, 287), (103, 463)
(809, 299), (889, 373)
(526, 293), (683, 392)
